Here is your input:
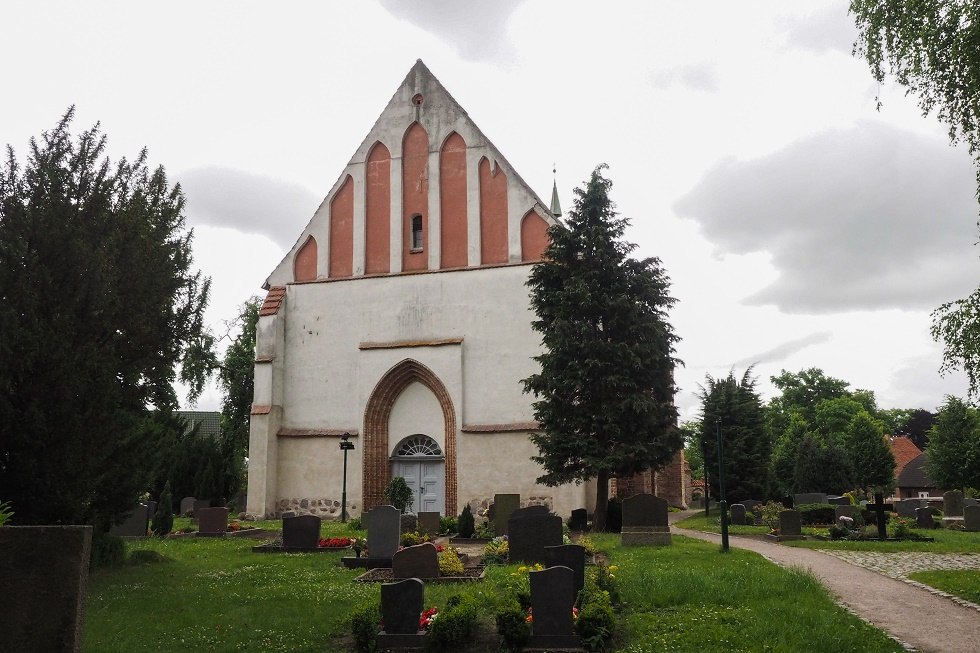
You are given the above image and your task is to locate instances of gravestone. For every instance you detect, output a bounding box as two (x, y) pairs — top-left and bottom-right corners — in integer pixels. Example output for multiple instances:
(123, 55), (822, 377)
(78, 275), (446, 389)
(282, 514), (321, 549)
(868, 493), (893, 539)
(944, 490), (964, 517)
(729, 503), (747, 525)
(492, 493), (520, 536)
(793, 493), (827, 506)
(366, 505), (401, 560)
(528, 565), (580, 650)
(508, 513), (563, 563)
(110, 504), (149, 537)
(568, 508), (588, 532)
(510, 505), (550, 520)
(964, 505), (980, 532)
(741, 499), (763, 524)
(197, 507), (229, 536)
(916, 506), (938, 529)
(377, 578), (427, 649)
(777, 510), (804, 541)
(1, 525), (92, 653)
(392, 542), (440, 579)
(179, 496), (196, 515)
(895, 499), (921, 518)
(543, 544), (586, 596)
(416, 511), (441, 537)
(621, 493), (671, 546)
(826, 496), (850, 506)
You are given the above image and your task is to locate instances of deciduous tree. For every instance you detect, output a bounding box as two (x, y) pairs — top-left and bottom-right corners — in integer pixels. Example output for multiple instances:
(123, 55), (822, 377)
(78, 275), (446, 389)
(927, 396), (980, 492)
(523, 165), (681, 531)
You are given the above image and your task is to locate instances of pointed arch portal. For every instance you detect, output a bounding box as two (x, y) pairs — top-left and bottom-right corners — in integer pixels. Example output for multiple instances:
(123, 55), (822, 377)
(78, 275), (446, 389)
(362, 359), (457, 514)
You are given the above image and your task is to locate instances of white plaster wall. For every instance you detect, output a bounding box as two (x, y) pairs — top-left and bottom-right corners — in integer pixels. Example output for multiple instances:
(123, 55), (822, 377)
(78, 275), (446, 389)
(388, 381), (445, 455)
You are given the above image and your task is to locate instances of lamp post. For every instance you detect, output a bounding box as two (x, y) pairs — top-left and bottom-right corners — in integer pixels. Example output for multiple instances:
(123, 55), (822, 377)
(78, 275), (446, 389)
(716, 417), (729, 553)
(339, 432), (355, 523)
(701, 434), (710, 518)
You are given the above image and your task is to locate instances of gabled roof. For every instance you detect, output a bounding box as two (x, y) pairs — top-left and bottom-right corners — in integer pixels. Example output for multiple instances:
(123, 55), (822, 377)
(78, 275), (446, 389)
(177, 411), (221, 440)
(890, 436), (922, 479)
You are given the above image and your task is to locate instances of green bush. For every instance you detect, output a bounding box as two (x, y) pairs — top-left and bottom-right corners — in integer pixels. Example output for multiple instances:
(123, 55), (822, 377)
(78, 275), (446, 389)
(151, 481), (174, 536)
(0, 499), (14, 526)
(348, 516), (363, 530)
(90, 531), (126, 569)
(426, 594), (478, 651)
(475, 519), (494, 538)
(457, 505), (475, 538)
(400, 531), (432, 546)
(349, 600), (380, 653)
(438, 547), (464, 576)
(797, 504), (835, 525)
(438, 515), (457, 535)
(760, 501), (783, 531)
(383, 476), (414, 513)
(576, 588), (615, 652)
(495, 600), (530, 652)
(482, 536), (509, 565)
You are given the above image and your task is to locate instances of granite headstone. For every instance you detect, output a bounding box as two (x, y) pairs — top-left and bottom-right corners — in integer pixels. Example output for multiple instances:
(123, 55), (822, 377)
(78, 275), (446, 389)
(392, 542), (440, 579)
(492, 494), (520, 536)
(568, 508), (588, 532)
(282, 514), (321, 549)
(377, 578), (427, 650)
(366, 505), (401, 560)
(527, 565), (580, 650)
(793, 493), (827, 506)
(416, 511), (441, 537)
(621, 493), (671, 546)
(110, 504), (149, 537)
(964, 505), (980, 532)
(508, 513), (563, 563)
(730, 503), (747, 526)
(543, 544), (586, 596)
(944, 490), (964, 517)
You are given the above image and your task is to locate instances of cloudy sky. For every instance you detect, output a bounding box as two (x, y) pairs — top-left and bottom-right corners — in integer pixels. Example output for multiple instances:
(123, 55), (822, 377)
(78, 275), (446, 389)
(4, 1), (976, 421)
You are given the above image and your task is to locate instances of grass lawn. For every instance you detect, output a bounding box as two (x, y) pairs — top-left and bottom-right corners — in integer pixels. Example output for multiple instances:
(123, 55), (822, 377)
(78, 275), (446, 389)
(906, 569), (980, 605)
(84, 524), (907, 652)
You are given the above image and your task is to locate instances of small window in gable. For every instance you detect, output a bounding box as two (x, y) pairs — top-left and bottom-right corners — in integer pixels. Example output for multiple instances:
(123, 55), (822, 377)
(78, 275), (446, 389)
(410, 214), (423, 251)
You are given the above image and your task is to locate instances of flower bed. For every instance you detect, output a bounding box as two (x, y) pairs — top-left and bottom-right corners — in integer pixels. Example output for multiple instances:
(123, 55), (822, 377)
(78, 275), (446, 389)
(354, 568), (485, 583)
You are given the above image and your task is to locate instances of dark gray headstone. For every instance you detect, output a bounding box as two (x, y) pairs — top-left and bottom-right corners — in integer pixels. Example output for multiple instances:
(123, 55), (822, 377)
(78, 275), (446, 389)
(730, 504), (747, 525)
(622, 494), (668, 528)
(895, 499), (921, 518)
(280, 511), (296, 518)
(543, 544), (586, 596)
(741, 499), (762, 513)
(944, 490), (964, 517)
(110, 504), (149, 537)
(568, 508), (588, 531)
(179, 496), (196, 515)
(826, 496), (850, 506)
(1, 525), (92, 653)
(779, 510), (802, 537)
(197, 507), (229, 536)
(282, 514), (321, 549)
(510, 505), (550, 520)
(916, 506), (937, 529)
(366, 505), (401, 560)
(381, 578), (424, 634)
(392, 542), (440, 579)
(416, 511), (440, 537)
(493, 494), (520, 536)
(508, 513), (563, 563)
(793, 493), (827, 506)
(964, 505), (980, 532)
(528, 565), (580, 649)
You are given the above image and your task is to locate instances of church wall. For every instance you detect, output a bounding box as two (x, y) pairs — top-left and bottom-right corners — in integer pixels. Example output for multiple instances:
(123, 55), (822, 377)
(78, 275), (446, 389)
(388, 381), (445, 455)
(439, 133), (468, 268)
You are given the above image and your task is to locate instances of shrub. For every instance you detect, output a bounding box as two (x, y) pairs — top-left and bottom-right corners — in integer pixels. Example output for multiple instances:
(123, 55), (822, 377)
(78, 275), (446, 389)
(90, 531), (126, 569)
(458, 505), (475, 538)
(576, 588), (615, 652)
(482, 536), (509, 565)
(605, 498), (622, 532)
(426, 594), (478, 651)
(349, 600), (380, 653)
(475, 520), (494, 538)
(495, 600), (530, 652)
(438, 547), (464, 576)
(578, 534), (599, 556)
(348, 516), (363, 530)
(0, 500), (14, 526)
(760, 501), (783, 531)
(438, 515), (457, 535)
(383, 476), (414, 513)
(400, 531), (431, 546)
(797, 504), (835, 526)
(151, 481), (174, 536)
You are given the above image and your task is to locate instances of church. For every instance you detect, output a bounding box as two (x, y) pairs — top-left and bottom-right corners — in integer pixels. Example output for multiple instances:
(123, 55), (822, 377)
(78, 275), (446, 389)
(245, 60), (688, 521)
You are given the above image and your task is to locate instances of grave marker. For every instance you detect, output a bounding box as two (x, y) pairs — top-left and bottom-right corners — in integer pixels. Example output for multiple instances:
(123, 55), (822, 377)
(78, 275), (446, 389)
(793, 493), (827, 506)
(568, 508), (588, 532)
(916, 506), (938, 529)
(366, 505), (401, 560)
(282, 514), (321, 549)
(492, 494), (520, 536)
(416, 511), (441, 537)
(621, 493), (671, 546)
(895, 499), (921, 518)
(964, 505), (980, 532)
(730, 503), (747, 526)
(179, 496), (196, 516)
(392, 542), (440, 579)
(109, 504), (149, 537)
(777, 510), (804, 541)
(508, 513), (563, 563)
(944, 490), (964, 517)
(377, 578), (427, 650)
(543, 544), (586, 596)
(196, 507), (229, 536)
(527, 565), (580, 650)
(869, 493), (893, 539)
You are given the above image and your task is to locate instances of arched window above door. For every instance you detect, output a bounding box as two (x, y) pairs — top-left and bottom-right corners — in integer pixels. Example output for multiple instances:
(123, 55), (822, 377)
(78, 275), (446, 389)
(393, 434), (443, 458)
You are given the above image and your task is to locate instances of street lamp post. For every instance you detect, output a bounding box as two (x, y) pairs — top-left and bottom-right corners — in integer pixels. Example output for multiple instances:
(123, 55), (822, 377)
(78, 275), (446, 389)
(701, 435), (710, 518)
(716, 417), (729, 553)
(339, 432), (355, 523)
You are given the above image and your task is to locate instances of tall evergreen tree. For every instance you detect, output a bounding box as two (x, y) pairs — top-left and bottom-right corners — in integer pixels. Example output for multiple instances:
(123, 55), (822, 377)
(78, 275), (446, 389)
(523, 165), (681, 531)
(846, 411), (895, 495)
(927, 396), (980, 492)
(699, 369), (769, 503)
(0, 109), (214, 527)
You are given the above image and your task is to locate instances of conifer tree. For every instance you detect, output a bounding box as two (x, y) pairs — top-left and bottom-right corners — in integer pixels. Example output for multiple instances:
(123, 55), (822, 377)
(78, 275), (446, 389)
(927, 396), (980, 492)
(846, 411), (895, 496)
(152, 481), (174, 536)
(0, 109), (214, 527)
(523, 165), (681, 531)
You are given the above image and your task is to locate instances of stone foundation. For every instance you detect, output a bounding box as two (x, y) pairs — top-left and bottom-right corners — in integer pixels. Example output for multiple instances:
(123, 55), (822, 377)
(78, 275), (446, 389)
(272, 497), (358, 520)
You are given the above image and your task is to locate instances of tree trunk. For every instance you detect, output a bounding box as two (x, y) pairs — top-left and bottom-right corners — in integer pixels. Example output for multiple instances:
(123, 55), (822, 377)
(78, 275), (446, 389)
(593, 469), (610, 531)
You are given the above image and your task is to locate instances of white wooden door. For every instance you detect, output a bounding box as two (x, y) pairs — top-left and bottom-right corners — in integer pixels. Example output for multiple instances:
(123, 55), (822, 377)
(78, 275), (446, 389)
(393, 459), (445, 515)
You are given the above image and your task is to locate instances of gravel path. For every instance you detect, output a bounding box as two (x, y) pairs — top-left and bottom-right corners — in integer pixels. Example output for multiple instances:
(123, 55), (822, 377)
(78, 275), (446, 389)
(671, 512), (980, 653)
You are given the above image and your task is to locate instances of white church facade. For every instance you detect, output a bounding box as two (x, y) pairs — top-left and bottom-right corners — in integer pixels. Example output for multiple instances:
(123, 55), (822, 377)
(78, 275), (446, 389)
(245, 61), (687, 521)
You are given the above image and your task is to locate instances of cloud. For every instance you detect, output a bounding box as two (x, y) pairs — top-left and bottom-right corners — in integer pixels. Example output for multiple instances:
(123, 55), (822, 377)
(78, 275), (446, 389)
(651, 63), (719, 93)
(378, 0), (526, 61)
(778, 2), (857, 55)
(732, 331), (834, 367)
(881, 351), (970, 410)
(178, 166), (319, 250)
(674, 121), (980, 313)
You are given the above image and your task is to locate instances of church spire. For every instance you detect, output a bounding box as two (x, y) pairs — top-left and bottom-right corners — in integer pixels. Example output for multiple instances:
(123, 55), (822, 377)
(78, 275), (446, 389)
(549, 165), (562, 217)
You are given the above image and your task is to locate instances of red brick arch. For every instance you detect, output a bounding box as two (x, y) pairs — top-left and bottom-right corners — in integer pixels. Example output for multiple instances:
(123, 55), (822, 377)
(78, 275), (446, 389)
(362, 359), (457, 514)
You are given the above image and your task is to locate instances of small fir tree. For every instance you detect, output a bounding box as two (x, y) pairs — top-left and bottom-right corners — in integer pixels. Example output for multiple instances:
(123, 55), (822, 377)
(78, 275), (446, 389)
(457, 505), (475, 538)
(152, 481), (174, 536)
